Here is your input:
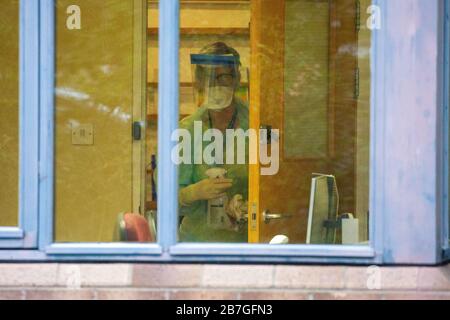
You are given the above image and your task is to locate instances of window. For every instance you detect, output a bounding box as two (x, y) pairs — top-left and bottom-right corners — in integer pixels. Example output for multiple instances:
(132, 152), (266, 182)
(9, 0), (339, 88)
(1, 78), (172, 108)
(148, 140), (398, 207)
(54, 0), (156, 243)
(0, 0), (19, 228)
(0, 0), (447, 264)
(174, 0), (371, 246)
(0, 0), (39, 249)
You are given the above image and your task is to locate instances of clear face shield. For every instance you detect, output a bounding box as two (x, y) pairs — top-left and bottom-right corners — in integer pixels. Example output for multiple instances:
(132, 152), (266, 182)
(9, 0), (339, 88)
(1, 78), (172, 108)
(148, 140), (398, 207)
(191, 54), (240, 111)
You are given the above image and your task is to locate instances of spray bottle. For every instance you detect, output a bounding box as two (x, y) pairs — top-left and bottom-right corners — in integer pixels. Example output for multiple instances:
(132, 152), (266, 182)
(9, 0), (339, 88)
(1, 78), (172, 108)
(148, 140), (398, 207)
(205, 168), (230, 230)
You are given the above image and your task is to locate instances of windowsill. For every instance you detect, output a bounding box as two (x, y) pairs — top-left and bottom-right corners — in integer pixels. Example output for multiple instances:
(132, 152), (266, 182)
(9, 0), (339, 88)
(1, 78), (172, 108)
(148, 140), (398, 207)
(45, 243), (163, 256)
(170, 243), (376, 258)
(0, 227), (24, 239)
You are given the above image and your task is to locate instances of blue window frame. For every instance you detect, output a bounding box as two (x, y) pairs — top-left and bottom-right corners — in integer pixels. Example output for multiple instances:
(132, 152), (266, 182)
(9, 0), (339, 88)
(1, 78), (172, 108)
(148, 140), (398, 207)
(0, 0), (39, 249)
(443, 0), (450, 262)
(0, 0), (448, 264)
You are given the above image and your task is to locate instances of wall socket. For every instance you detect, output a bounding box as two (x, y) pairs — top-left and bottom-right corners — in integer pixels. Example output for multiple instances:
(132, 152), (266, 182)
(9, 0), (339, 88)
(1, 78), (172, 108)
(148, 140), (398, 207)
(72, 124), (94, 146)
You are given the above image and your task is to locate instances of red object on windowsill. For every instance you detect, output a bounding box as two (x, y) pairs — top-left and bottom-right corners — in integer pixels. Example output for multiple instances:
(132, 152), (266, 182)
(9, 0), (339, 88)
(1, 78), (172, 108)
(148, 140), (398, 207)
(122, 213), (155, 243)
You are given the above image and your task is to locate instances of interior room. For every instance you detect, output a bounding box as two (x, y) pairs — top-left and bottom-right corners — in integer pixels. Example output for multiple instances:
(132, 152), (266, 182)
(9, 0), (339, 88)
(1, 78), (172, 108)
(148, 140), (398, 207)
(2, 0), (450, 303)
(36, 0), (372, 245)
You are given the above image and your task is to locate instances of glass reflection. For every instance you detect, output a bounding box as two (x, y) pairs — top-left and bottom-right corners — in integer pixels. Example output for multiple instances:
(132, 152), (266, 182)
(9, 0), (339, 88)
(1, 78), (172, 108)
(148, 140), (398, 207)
(54, 0), (155, 243)
(175, 0), (371, 245)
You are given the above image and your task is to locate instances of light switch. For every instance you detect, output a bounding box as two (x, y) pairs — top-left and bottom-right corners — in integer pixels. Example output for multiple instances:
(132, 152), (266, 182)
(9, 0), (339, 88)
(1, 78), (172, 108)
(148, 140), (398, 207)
(72, 124), (94, 145)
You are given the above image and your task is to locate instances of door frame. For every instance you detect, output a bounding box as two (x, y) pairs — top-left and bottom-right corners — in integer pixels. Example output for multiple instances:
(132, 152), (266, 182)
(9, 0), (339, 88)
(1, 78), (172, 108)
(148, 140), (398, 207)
(132, 0), (148, 215)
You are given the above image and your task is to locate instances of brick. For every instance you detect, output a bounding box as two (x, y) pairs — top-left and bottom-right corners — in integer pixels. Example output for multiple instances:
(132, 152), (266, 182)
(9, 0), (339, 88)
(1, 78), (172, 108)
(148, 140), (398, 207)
(0, 290), (24, 300)
(382, 292), (450, 300)
(57, 264), (132, 288)
(25, 289), (95, 300)
(313, 292), (383, 300)
(133, 264), (203, 288)
(239, 291), (310, 300)
(379, 267), (419, 290)
(345, 266), (419, 290)
(417, 266), (450, 291)
(345, 266), (378, 289)
(0, 264), (58, 287)
(170, 290), (238, 300)
(202, 265), (273, 289)
(274, 266), (346, 289)
(97, 289), (167, 300)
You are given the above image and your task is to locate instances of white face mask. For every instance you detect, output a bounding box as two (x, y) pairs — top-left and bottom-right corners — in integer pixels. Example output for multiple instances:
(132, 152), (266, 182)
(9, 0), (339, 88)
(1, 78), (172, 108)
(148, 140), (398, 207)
(204, 86), (234, 111)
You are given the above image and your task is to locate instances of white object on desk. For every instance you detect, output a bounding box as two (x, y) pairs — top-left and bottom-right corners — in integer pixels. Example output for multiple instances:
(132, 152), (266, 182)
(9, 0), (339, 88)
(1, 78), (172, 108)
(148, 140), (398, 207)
(270, 235), (289, 245)
(341, 215), (359, 245)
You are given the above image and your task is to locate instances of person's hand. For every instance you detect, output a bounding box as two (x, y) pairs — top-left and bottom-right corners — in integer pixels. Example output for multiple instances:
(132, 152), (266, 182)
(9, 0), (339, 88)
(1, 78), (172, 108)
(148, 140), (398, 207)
(226, 194), (247, 221)
(179, 178), (233, 206)
(192, 178), (233, 201)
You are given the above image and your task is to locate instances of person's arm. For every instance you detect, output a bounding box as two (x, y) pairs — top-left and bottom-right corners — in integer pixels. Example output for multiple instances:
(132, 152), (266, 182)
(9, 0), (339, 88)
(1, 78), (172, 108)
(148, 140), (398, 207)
(179, 178), (233, 206)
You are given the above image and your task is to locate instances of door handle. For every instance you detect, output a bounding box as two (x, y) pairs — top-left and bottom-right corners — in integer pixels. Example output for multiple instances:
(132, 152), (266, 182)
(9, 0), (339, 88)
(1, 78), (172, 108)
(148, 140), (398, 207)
(260, 125), (272, 144)
(132, 121), (143, 141)
(262, 210), (293, 224)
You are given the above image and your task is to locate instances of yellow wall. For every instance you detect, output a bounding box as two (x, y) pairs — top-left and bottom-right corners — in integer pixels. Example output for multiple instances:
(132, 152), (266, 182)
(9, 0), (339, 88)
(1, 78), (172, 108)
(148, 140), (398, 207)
(0, 0), (19, 227)
(148, 1), (250, 30)
(52, 0), (367, 243)
(356, 0), (372, 241)
(55, 0), (136, 242)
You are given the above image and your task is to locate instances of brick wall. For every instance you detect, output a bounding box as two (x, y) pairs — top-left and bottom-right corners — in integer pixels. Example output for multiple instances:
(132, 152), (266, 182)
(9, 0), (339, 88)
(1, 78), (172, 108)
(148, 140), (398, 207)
(0, 264), (449, 300)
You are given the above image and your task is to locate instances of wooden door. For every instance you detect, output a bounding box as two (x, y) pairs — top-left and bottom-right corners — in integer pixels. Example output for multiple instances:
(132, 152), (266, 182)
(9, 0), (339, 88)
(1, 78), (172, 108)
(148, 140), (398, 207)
(248, 0), (358, 244)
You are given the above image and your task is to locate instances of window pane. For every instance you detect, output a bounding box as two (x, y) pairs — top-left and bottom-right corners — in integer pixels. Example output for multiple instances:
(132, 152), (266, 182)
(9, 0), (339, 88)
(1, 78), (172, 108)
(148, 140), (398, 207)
(0, 0), (19, 227)
(54, 0), (157, 243)
(175, 0), (372, 245)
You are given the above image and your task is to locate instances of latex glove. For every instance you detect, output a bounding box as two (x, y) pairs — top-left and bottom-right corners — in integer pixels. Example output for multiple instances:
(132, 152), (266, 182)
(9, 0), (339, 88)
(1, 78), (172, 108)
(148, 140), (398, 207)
(179, 178), (233, 206)
(226, 194), (247, 221)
